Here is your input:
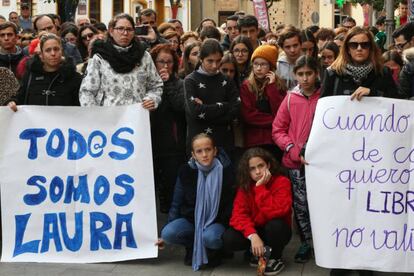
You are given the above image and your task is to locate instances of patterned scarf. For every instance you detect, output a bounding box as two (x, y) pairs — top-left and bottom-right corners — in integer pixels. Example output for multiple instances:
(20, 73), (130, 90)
(345, 62), (373, 84)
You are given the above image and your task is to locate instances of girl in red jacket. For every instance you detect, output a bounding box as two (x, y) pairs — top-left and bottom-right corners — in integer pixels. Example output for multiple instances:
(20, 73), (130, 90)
(240, 44), (286, 161)
(272, 55), (320, 264)
(223, 147), (292, 275)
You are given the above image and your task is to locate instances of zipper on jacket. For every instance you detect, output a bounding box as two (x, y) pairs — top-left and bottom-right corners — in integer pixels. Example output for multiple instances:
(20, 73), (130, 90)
(42, 74), (60, 106)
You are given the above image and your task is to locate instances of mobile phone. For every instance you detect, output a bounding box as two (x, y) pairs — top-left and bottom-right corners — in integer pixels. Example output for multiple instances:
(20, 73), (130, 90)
(135, 25), (148, 36)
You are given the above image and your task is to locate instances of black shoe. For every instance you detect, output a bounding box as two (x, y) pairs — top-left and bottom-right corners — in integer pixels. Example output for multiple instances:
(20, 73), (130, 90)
(184, 247), (192, 266)
(264, 258), (285, 275)
(357, 270), (373, 276)
(330, 269), (349, 276)
(294, 243), (312, 263)
(206, 249), (222, 268)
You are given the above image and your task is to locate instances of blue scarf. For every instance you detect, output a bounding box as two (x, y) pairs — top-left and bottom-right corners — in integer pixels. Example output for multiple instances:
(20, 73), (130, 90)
(192, 158), (223, 271)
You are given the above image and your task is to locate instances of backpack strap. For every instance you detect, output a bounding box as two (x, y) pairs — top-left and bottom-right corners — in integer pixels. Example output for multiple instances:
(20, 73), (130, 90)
(287, 92), (292, 114)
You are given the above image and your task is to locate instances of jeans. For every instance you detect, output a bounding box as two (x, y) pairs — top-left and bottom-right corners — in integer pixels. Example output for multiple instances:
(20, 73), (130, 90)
(161, 218), (225, 249)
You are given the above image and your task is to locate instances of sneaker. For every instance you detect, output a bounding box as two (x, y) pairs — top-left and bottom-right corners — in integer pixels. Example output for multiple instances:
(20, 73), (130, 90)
(264, 258), (285, 275)
(246, 252), (259, 267)
(184, 247), (192, 266)
(294, 243), (312, 263)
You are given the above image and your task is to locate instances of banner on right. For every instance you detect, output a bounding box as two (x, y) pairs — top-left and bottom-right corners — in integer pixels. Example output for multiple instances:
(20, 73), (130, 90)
(306, 96), (414, 272)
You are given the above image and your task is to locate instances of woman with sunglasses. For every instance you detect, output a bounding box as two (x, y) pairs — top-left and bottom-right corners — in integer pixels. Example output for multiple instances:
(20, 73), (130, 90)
(321, 27), (402, 99)
(79, 13), (162, 109)
(77, 25), (98, 61)
(319, 26), (403, 276)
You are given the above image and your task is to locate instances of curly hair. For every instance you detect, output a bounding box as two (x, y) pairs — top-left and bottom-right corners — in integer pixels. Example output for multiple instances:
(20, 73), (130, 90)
(237, 147), (282, 191)
(150, 43), (180, 76)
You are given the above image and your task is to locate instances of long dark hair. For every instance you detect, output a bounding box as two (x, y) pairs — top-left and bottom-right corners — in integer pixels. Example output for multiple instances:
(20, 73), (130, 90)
(179, 41), (201, 77)
(230, 35), (254, 66)
(77, 25), (98, 61)
(300, 29), (318, 59)
(199, 38), (223, 60)
(237, 147), (281, 191)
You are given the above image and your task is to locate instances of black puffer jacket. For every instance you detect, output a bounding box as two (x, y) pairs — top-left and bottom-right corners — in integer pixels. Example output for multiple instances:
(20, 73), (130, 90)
(150, 76), (186, 157)
(321, 66), (403, 99)
(12, 55), (81, 106)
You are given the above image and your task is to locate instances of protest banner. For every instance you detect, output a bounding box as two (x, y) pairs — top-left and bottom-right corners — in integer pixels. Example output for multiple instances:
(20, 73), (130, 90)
(306, 96), (414, 272)
(0, 105), (158, 263)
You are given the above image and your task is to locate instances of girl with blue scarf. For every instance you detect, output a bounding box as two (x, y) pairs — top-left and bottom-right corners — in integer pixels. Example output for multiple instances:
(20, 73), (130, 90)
(157, 134), (235, 271)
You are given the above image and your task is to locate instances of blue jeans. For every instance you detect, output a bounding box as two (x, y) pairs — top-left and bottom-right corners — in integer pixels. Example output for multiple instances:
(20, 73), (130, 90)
(161, 218), (225, 249)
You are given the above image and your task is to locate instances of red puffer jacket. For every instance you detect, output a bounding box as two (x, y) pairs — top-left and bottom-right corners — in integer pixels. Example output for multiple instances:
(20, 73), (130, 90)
(229, 175), (292, 238)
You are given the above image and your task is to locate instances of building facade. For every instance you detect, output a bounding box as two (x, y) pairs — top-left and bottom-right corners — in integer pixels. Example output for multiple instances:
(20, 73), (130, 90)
(0, 0), (367, 32)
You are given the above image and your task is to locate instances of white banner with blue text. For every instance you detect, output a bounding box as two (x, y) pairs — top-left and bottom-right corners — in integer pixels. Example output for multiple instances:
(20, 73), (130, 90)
(0, 105), (158, 263)
(306, 96), (414, 272)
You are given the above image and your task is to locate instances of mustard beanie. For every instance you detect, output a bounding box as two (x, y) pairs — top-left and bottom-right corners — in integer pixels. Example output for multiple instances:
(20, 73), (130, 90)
(251, 44), (279, 68)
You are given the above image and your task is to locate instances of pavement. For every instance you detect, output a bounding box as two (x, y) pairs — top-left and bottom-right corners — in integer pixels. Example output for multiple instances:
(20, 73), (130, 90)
(0, 212), (411, 276)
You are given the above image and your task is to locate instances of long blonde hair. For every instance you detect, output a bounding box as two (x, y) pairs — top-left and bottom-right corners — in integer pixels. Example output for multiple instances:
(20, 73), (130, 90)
(247, 63), (285, 98)
(330, 26), (383, 75)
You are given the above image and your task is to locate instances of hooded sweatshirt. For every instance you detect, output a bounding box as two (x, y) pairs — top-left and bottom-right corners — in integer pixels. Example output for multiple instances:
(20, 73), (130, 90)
(272, 85), (320, 169)
(0, 46), (24, 75)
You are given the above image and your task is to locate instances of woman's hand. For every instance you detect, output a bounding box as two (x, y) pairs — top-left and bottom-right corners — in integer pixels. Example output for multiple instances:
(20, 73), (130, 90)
(155, 238), (165, 250)
(351, 87), (370, 101)
(193, 98), (203, 105)
(256, 169), (271, 187)
(300, 155), (309, 165)
(8, 101), (17, 112)
(158, 68), (170, 82)
(137, 25), (157, 43)
(265, 71), (276, 84)
(142, 99), (156, 111)
(250, 234), (264, 257)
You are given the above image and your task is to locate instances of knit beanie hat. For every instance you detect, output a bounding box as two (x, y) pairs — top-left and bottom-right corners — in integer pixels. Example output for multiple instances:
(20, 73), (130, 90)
(251, 44), (279, 68)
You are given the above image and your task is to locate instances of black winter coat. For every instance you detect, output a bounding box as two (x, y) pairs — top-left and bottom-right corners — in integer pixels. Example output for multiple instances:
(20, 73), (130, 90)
(399, 60), (414, 99)
(150, 76), (186, 157)
(13, 55), (81, 106)
(184, 71), (239, 153)
(321, 66), (402, 99)
(167, 150), (235, 226)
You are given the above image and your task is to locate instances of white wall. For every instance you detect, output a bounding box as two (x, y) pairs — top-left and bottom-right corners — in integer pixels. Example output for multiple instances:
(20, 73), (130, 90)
(36, 2), (57, 15)
(319, 0), (334, 28)
(0, 3), (19, 19)
(350, 3), (364, 26)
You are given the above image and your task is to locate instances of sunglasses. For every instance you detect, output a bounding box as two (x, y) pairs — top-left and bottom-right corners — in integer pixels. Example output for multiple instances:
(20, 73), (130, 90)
(81, 33), (94, 40)
(348, 41), (371, 50)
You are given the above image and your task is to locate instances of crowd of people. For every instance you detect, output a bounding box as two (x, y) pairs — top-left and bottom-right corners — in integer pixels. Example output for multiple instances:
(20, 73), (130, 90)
(1, 1), (414, 275)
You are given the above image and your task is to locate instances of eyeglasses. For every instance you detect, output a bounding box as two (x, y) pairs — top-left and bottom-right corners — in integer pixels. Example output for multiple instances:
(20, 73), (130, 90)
(252, 62), (269, 68)
(113, 27), (134, 34)
(233, 48), (249, 55)
(156, 60), (173, 66)
(81, 33), (94, 40)
(347, 41), (371, 50)
(395, 41), (409, 50)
